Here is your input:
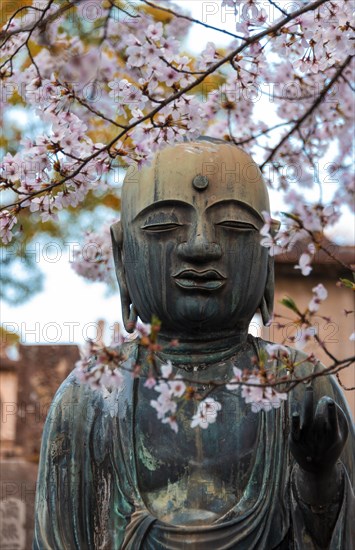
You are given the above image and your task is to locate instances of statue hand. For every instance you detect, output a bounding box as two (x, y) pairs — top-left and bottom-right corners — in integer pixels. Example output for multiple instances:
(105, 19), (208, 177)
(289, 387), (349, 475)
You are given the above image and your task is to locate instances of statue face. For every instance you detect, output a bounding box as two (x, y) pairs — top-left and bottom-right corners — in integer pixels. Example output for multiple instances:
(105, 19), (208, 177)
(121, 147), (270, 334)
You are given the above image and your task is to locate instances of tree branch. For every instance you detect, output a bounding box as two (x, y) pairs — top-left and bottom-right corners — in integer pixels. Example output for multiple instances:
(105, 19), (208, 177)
(267, 0), (288, 17)
(0, 0), (332, 212)
(260, 55), (353, 169)
(140, 0), (246, 42)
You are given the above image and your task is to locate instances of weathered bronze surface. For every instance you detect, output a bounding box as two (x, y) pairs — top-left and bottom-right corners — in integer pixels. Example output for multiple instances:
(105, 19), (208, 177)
(34, 140), (354, 549)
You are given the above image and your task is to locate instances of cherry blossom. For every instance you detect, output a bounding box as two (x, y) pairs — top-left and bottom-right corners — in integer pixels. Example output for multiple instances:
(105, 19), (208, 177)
(295, 253), (313, 276)
(294, 327), (317, 350)
(71, 222), (116, 285)
(169, 377), (186, 398)
(1, 0), (353, 249)
(265, 344), (290, 360)
(144, 376), (157, 390)
(162, 415), (179, 433)
(149, 360), (186, 430)
(240, 374), (287, 413)
(0, 210), (17, 244)
(190, 398), (222, 429)
(150, 387), (177, 420)
(226, 366), (243, 390)
(308, 283), (328, 313)
(74, 341), (127, 391)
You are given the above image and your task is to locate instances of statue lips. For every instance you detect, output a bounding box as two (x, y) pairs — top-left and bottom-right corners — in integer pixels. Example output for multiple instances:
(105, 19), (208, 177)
(173, 269), (226, 291)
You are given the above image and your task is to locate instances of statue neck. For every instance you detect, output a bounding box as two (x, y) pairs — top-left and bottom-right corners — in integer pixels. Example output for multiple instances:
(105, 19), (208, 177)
(156, 330), (252, 369)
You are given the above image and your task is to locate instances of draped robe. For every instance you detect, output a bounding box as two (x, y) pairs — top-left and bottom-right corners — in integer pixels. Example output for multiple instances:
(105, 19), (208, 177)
(34, 339), (354, 549)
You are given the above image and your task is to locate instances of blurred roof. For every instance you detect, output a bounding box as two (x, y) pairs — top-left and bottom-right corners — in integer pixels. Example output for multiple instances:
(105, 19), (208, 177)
(275, 238), (354, 278)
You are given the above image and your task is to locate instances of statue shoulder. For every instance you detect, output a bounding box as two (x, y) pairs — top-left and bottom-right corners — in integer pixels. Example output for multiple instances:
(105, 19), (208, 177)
(47, 339), (139, 417)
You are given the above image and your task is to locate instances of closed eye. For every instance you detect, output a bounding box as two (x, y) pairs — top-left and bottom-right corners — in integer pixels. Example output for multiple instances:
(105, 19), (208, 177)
(141, 223), (182, 232)
(216, 221), (257, 231)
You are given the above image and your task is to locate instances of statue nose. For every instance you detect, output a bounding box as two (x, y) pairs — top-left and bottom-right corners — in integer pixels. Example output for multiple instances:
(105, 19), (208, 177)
(177, 235), (222, 262)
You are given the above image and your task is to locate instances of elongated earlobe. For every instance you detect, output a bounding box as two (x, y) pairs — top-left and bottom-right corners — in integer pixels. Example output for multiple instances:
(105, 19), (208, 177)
(260, 255), (275, 325)
(110, 221), (135, 333)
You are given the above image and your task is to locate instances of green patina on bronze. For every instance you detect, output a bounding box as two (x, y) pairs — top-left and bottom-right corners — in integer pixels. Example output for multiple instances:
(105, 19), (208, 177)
(137, 436), (163, 472)
(34, 139), (354, 549)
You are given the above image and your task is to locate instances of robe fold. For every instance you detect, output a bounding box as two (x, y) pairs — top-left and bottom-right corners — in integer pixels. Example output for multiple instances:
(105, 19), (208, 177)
(34, 340), (354, 550)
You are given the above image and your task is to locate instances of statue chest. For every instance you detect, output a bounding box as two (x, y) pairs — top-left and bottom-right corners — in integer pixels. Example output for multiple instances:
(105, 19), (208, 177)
(134, 380), (261, 524)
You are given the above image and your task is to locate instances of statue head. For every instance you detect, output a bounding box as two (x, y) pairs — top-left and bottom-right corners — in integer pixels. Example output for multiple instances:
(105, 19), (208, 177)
(111, 139), (277, 337)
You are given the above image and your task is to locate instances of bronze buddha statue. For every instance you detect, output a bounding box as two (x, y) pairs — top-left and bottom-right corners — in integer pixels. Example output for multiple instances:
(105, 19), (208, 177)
(34, 140), (354, 549)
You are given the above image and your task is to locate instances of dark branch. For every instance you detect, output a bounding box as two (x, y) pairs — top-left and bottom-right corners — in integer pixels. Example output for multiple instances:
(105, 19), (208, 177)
(140, 0), (246, 42)
(268, 0), (288, 17)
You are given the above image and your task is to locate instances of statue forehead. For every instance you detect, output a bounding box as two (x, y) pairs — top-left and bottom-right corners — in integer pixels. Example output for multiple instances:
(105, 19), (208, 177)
(122, 142), (270, 220)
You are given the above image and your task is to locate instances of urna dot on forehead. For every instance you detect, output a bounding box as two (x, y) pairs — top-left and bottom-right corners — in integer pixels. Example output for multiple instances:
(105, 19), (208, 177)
(122, 140), (270, 222)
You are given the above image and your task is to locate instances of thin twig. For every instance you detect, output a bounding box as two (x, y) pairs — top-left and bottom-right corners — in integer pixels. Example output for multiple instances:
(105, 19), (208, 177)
(233, 121), (296, 146)
(341, 74), (355, 92)
(69, 87), (127, 129)
(140, 0), (246, 42)
(268, 0), (288, 17)
(158, 56), (206, 76)
(336, 371), (355, 391)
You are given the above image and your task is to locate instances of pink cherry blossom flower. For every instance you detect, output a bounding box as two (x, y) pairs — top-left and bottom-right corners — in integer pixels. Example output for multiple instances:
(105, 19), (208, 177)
(154, 381), (170, 395)
(150, 390), (177, 420)
(126, 45), (145, 68)
(0, 210), (17, 244)
(251, 386), (287, 413)
(295, 253), (312, 276)
(241, 374), (287, 412)
(260, 210), (273, 236)
(162, 415), (178, 433)
(1, 153), (20, 182)
(101, 368), (124, 389)
(241, 375), (264, 404)
(160, 37), (180, 62)
(226, 366), (243, 390)
(162, 66), (180, 88)
(260, 233), (284, 256)
(308, 283), (328, 312)
(265, 344), (290, 360)
(190, 398), (222, 429)
(161, 360), (173, 378)
(145, 22), (163, 41)
(144, 377), (157, 389)
(198, 42), (218, 70)
(71, 223), (116, 285)
(295, 326), (317, 349)
(169, 376), (186, 398)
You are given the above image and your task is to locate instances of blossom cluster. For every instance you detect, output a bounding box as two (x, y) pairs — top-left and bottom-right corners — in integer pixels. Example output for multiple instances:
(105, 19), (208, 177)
(226, 362), (287, 413)
(260, 190), (342, 274)
(74, 324), (297, 433)
(75, 339), (125, 391)
(1, 0), (354, 386)
(71, 222), (116, 285)
(234, 0), (351, 66)
(0, 0), (353, 248)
